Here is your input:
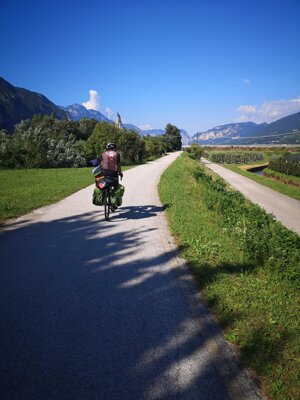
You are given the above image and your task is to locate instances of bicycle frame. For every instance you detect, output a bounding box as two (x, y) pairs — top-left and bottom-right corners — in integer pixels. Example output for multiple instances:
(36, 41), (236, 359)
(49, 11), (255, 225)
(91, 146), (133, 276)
(103, 185), (111, 221)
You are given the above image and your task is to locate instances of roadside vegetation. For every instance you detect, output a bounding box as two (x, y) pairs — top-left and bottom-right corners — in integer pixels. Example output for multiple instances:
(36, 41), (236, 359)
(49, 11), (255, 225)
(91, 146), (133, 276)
(159, 153), (300, 400)
(205, 150), (264, 164)
(0, 115), (182, 168)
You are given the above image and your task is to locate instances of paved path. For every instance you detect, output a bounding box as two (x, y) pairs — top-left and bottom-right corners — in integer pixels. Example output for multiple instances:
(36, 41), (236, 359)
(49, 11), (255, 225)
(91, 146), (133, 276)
(0, 153), (262, 400)
(202, 158), (300, 235)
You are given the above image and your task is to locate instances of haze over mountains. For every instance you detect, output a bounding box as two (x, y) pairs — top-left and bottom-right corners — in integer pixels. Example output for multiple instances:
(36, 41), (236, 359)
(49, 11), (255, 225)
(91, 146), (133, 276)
(1, 77), (300, 145)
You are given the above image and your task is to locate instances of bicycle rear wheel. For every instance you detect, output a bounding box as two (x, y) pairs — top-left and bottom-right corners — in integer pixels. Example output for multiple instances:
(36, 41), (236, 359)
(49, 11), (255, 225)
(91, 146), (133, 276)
(104, 188), (110, 221)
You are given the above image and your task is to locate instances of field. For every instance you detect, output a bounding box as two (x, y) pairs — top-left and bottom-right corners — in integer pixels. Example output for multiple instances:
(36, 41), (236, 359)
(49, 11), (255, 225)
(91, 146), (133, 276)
(0, 166), (133, 222)
(159, 153), (300, 400)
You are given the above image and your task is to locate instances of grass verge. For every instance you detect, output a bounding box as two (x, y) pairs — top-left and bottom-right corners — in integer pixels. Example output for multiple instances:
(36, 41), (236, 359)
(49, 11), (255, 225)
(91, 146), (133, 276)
(224, 164), (300, 201)
(263, 168), (300, 188)
(0, 165), (134, 222)
(158, 153), (300, 400)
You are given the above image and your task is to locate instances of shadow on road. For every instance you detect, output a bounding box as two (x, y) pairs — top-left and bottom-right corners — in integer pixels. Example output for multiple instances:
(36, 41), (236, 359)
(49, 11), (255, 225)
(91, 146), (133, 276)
(0, 211), (259, 400)
(112, 204), (169, 220)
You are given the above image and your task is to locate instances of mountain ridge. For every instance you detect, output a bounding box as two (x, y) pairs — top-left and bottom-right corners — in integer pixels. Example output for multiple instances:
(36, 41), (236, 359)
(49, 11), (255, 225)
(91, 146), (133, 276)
(191, 113), (300, 145)
(0, 77), (68, 132)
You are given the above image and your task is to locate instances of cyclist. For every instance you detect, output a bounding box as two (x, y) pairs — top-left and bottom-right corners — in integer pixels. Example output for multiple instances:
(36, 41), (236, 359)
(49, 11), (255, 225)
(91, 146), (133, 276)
(100, 143), (123, 212)
(100, 143), (123, 182)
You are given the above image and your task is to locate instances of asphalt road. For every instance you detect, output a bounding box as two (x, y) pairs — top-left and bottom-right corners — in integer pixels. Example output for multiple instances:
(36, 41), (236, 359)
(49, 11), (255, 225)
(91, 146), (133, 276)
(0, 152), (262, 400)
(202, 158), (300, 235)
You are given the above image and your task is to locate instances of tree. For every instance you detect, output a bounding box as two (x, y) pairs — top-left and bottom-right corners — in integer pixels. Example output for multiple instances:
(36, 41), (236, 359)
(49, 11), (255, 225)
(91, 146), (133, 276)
(78, 118), (98, 140)
(120, 130), (145, 162)
(164, 123), (182, 151)
(144, 135), (168, 158)
(85, 122), (121, 161)
(4, 115), (87, 168)
(85, 122), (146, 163)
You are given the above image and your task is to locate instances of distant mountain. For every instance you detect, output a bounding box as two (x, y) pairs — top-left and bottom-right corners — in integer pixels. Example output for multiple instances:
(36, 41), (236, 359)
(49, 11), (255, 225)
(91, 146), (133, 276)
(254, 111), (300, 137)
(60, 104), (112, 123)
(191, 122), (264, 144)
(142, 128), (190, 145)
(0, 77), (68, 132)
(191, 112), (300, 145)
(123, 123), (142, 133)
(142, 129), (165, 136)
(180, 129), (191, 146)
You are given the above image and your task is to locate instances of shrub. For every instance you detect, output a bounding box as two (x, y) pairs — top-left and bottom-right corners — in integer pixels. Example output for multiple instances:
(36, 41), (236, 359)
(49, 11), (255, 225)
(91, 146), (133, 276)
(185, 144), (204, 160)
(269, 153), (300, 177)
(206, 151), (264, 164)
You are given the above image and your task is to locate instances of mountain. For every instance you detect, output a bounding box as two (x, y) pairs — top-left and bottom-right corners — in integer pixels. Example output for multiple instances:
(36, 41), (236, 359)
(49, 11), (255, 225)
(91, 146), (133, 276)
(60, 104), (112, 123)
(0, 77), (68, 132)
(254, 111), (300, 137)
(142, 129), (165, 136)
(123, 123), (142, 133)
(191, 122), (264, 144)
(180, 129), (191, 146)
(142, 128), (190, 145)
(191, 112), (300, 145)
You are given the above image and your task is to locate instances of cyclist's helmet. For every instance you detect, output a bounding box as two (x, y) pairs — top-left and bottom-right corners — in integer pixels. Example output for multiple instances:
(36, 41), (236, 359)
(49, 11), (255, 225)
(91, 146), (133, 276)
(106, 143), (116, 150)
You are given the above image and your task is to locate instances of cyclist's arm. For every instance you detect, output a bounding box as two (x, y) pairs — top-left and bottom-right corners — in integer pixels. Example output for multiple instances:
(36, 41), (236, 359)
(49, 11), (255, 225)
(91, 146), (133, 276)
(117, 153), (122, 176)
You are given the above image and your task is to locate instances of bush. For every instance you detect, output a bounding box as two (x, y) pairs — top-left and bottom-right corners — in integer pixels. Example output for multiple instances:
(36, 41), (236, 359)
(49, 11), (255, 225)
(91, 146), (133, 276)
(206, 151), (264, 164)
(185, 144), (204, 160)
(269, 153), (300, 177)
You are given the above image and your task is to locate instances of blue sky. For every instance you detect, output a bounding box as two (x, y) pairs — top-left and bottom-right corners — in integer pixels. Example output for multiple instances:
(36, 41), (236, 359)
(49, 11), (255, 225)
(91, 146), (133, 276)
(1, 0), (300, 133)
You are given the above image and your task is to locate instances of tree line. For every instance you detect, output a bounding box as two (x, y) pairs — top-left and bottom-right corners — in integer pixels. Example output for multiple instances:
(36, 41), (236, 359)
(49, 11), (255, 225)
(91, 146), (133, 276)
(0, 115), (182, 168)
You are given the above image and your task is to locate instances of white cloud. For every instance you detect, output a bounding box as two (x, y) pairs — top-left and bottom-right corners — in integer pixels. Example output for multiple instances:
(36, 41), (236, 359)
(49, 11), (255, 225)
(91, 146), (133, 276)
(236, 78), (251, 85)
(139, 124), (153, 130)
(242, 78), (251, 84)
(105, 107), (113, 119)
(237, 105), (257, 114)
(82, 90), (100, 111)
(236, 97), (300, 123)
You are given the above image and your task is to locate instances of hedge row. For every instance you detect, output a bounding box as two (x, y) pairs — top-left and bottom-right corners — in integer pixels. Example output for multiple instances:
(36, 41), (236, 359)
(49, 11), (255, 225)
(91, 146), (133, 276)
(206, 151), (264, 164)
(268, 154), (300, 177)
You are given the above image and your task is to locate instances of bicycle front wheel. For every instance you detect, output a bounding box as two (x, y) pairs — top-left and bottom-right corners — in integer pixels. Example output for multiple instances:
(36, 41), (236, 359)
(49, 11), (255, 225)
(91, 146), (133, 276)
(104, 188), (110, 221)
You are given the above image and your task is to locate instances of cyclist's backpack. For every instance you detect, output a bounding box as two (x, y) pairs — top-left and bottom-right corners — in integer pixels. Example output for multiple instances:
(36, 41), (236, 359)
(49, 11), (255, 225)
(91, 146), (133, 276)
(93, 188), (104, 206)
(101, 150), (118, 172)
(110, 184), (125, 208)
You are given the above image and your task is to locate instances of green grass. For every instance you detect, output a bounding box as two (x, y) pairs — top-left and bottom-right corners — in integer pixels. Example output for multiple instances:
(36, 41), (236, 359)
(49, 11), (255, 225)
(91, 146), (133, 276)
(263, 168), (300, 186)
(159, 154), (300, 400)
(224, 164), (300, 201)
(0, 165), (134, 222)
